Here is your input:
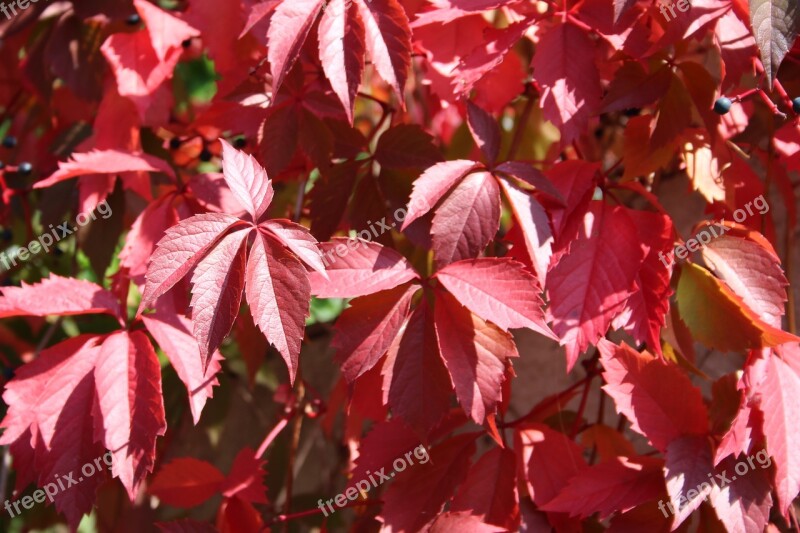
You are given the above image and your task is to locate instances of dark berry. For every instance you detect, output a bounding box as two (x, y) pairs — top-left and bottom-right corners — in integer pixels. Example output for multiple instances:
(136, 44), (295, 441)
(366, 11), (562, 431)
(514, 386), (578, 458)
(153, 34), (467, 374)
(0, 161), (5, 170)
(793, 97), (800, 114)
(2, 135), (17, 149)
(53, 246), (63, 257)
(2, 366), (14, 379)
(713, 97), (732, 115)
(125, 13), (141, 25)
(181, 38), (192, 48)
(17, 162), (32, 175)
(169, 137), (182, 149)
(199, 148), (212, 162)
(623, 108), (641, 117)
(234, 137), (247, 149)
(0, 228), (11, 241)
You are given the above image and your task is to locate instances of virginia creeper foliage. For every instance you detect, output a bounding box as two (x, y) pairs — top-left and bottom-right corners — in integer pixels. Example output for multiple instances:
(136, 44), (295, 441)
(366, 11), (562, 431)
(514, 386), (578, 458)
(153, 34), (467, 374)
(0, 0), (799, 531)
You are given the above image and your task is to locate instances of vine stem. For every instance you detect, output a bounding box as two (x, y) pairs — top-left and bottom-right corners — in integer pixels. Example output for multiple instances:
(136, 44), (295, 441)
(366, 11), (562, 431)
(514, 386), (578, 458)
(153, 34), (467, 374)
(501, 372), (596, 428)
(282, 378), (305, 531)
(256, 416), (290, 459)
(506, 87), (536, 162)
(271, 499), (383, 524)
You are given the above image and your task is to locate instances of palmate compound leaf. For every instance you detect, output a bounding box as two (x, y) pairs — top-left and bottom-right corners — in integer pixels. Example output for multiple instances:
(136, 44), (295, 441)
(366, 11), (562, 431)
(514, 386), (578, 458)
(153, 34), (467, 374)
(749, 0), (800, 85)
(0, 329), (167, 526)
(268, 0), (411, 119)
(141, 143), (322, 381)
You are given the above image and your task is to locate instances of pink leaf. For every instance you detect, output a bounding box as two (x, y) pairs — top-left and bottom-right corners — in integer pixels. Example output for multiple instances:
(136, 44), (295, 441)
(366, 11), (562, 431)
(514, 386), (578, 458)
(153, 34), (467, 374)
(466, 101), (501, 163)
(261, 219), (325, 274)
(431, 170), (500, 267)
(435, 258), (555, 339)
(319, 0), (366, 122)
(355, 0), (412, 99)
(140, 213), (246, 311)
(246, 230), (311, 383)
(450, 446), (520, 530)
(401, 159), (480, 229)
(309, 238), (418, 298)
(95, 330), (166, 499)
(189, 229), (250, 367)
(35, 149), (175, 189)
(663, 434), (714, 528)
(220, 139), (274, 222)
(0, 275), (122, 321)
(134, 0), (199, 62)
(267, 0), (325, 94)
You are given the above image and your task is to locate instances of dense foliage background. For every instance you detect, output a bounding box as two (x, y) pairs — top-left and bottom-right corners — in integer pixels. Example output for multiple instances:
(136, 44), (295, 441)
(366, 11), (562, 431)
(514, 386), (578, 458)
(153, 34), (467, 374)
(0, 0), (799, 531)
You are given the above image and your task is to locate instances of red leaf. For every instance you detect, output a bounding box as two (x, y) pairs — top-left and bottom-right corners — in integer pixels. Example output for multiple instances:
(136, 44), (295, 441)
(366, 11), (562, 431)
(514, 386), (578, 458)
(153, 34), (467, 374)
(261, 219), (326, 274)
(709, 455), (772, 533)
(435, 257), (555, 339)
(401, 159), (480, 229)
(496, 174), (554, 286)
(140, 213), (246, 311)
(701, 234), (788, 329)
(333, 283), (418, 383)
(189, 228), (250, 368)
(134, 0), (199, 62)
(515, 423), (588, 506)
(547, 203), (647, 368)
(309, 238), (418, 298)
(381, 302), (452, 435)
(221, 448), (268, 503)
(35, 149), (175, 189)
(714, 397), (763, 465)
(142, 301), (222, 425)
(120, 195), (180, 284)
(450, 447), (520, 530)
(100, 31), (182, 121)
(319, 0), (366, 122)
(431, 170), (500, 267)
(246, 230), (311, 383)
(355, 0), (412, 99)
(347, 418), (420, 490)
(95, 330), (167, 499)
(379, 433), (476, 532)
(663, 434), (714, 528)
(0, 275), (122, 321)
(598, 340), (709, 452)
(267, 0), (326, 94)
(148, 458), (225, 508)
(756, 352), (800, 516)
(466, 101), (501, 164)
(541, 456), (665, 519)
(434, 289), (518, 423)
(219, 139), (274, 222)
(532, 22), (602, 145)
(611, 209), (674, 355)
(0, 334), (107, 527)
